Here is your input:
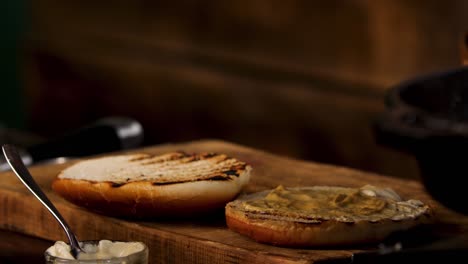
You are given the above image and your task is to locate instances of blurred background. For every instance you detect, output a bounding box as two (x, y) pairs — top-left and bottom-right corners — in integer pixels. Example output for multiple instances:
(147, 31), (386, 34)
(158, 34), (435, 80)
(2, 0), (468, 180)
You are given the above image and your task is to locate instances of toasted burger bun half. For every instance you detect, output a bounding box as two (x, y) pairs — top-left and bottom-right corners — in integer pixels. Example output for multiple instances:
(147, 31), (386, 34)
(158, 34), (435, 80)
(52, 152), (251, 218)
(225, 185), (432, 247)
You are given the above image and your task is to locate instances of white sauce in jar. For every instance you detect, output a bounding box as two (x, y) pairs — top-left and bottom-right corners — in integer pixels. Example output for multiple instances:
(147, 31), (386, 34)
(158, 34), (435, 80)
(46, 240), (145, 260)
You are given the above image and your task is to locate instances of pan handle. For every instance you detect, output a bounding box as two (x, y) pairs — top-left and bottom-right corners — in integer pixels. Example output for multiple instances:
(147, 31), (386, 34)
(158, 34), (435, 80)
(373, 107), (428, 153)
(26, 116), (144, 163)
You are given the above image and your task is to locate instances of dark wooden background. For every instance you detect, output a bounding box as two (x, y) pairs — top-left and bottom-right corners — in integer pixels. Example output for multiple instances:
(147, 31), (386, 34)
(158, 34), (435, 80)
(20, 0), (468, 180)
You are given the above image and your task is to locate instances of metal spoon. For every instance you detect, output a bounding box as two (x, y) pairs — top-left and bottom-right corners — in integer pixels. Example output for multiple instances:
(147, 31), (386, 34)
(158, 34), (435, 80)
(2, 144), (84, 259)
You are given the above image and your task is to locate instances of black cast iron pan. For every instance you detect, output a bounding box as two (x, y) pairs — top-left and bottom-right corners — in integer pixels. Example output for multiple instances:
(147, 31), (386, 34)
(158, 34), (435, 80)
(375, 66), (468, 216)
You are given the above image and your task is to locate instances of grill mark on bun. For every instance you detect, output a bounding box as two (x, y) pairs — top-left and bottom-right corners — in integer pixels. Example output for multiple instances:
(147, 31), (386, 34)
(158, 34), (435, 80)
(101, 167), (241, 188)
(208, 175), (232, 181)
(128, 154), (150, 162)
(58, 152), (250, 185)
(151, 174), (234, 185)
(110, 182), (125, 188)
(201, 153), (217, 159)
(224, 170), (238, 176)
(151, 181), (177, 186)
(136, 152), (231, 166)
(138, 152), (188, 165)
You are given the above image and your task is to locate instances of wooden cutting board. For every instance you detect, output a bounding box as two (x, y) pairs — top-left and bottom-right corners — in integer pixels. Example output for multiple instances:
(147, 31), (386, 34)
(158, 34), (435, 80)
(0, 139), (467, 263)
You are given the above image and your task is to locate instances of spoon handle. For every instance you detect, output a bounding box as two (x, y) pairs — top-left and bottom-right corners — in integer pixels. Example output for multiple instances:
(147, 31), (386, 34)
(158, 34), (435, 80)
(2, 144), (82, 255)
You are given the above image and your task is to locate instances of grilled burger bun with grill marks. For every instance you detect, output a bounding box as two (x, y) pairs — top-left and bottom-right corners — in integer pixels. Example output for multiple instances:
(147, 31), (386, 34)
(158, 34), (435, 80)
(225, 185), (432, 247)
(52, 152), (252, 218)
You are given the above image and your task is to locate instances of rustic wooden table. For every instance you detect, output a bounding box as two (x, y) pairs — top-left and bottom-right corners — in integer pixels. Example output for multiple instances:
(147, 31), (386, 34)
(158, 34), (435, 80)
(0, 139), (467, 263)
(0, 229), (50, 263)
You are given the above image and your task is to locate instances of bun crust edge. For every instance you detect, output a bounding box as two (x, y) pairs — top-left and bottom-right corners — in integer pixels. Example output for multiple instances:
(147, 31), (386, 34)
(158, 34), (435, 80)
(52, 167), (251, 218)
(225, 189), (433, 247)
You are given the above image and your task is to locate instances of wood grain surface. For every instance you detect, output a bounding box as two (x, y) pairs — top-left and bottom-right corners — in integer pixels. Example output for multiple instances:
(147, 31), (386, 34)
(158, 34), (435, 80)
(0, 139), (467, 263)
(0, 229), (50, 263)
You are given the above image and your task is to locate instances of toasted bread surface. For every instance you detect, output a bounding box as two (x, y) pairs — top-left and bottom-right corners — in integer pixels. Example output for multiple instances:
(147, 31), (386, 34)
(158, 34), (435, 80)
(52, 152), (251, 218)
(225, 185), (432, 247)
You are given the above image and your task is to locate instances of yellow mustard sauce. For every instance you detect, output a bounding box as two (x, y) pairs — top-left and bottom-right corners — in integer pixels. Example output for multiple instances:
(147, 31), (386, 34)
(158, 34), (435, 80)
(242, 185), (417, 222)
